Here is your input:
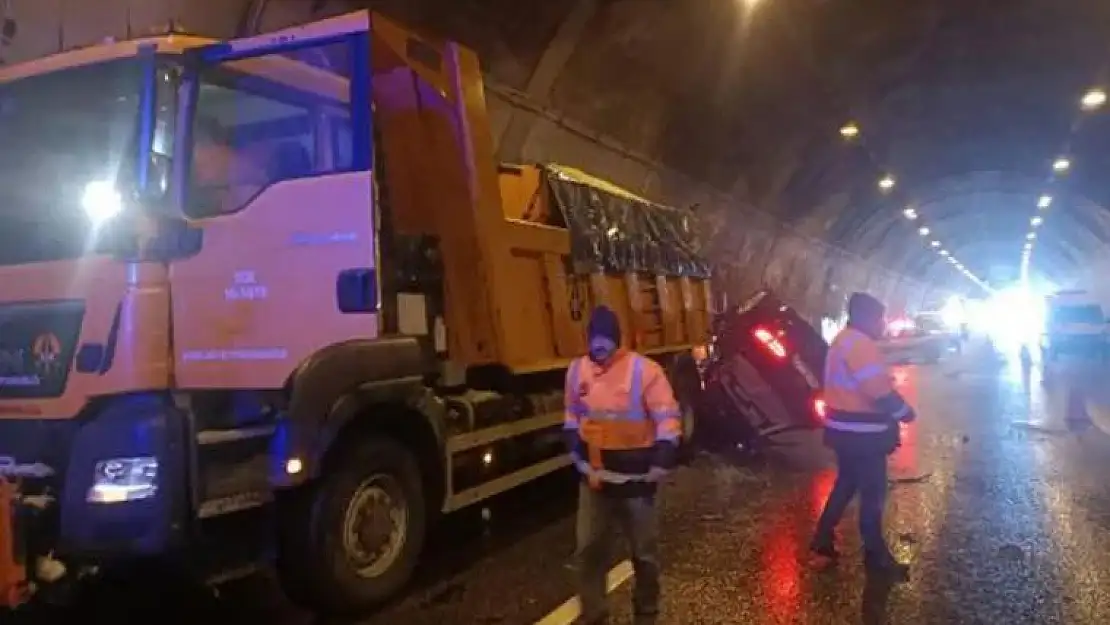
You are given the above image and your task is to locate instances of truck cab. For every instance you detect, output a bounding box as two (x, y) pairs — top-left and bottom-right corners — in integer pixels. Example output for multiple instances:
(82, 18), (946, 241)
(0, 11), (709, 611)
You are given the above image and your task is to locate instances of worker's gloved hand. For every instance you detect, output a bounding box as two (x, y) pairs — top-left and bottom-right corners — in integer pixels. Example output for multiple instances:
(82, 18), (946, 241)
(574, 459), (594, 476)
(575, 461), (604, 490)
(646, 466), (670, 483)
(898, 407), (917, 424)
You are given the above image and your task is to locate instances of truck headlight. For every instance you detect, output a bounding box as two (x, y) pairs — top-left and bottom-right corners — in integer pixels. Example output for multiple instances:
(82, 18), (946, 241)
(87, 456), (158, 504)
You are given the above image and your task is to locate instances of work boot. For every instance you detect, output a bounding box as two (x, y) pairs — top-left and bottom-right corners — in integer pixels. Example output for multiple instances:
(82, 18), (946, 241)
(863, 552), (910, 581)
(808, 542), (839, 570)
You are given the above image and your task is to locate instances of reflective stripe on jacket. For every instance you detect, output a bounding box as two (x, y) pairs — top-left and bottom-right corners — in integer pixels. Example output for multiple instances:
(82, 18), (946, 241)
(563, 351), (681, 484)
(823, 327), (897, 433)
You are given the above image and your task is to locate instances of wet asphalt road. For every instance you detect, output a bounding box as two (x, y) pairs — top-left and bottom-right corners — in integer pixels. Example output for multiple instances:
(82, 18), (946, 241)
(28, 339), (1110, 624)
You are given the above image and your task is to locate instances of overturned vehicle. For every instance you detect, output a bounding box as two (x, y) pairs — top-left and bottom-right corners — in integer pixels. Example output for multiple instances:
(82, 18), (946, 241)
(698, 289), (829, 452)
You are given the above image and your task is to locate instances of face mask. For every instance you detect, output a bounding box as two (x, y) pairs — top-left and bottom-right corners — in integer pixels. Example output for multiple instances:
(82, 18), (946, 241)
(588, 336), (618, 363)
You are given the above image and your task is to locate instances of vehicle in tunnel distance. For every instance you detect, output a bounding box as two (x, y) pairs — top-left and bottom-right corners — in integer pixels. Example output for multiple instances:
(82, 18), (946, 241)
(700, 289), (828, 449)
(1043, 290), (1107, 361)
(0, 11), (710, 614)
(879, 312), (955, 364)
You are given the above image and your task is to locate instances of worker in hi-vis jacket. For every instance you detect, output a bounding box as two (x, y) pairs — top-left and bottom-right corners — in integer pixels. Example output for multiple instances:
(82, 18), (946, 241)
(563, 305), (682, 625)
(810, 292), (914, 579)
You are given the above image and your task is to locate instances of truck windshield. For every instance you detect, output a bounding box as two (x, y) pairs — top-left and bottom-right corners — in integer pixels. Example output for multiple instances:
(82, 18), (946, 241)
(0, 59), (141, 265)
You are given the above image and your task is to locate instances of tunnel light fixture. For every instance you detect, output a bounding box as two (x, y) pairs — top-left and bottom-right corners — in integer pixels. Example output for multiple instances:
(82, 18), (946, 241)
(839, 122), (860, 139)
(1038, 194), (1052, 209)
(878, 175), (896, 192)
(930, 240), (940, 247)
(939, 249), (949, 256)
(903, 207), (918, 220)
(1026, 231), (1036, 240)
(1081, 88), (1107, 111)
(1052, 157), (1071, 173)
(1030, 216), (1043, 227)
(918, 226), (930, 236)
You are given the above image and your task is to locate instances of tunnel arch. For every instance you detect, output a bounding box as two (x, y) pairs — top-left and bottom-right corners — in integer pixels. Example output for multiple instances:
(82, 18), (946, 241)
(804, 170), (1110, 284)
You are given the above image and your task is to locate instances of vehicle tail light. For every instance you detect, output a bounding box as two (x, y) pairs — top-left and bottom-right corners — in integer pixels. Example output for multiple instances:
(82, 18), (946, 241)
(813, 395), (827, 419)
(887, 317), (915, 337)
(752, 326), (787, 359)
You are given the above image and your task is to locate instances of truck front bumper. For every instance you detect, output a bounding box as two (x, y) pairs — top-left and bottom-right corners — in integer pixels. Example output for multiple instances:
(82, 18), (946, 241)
(0, 394), (188, 567)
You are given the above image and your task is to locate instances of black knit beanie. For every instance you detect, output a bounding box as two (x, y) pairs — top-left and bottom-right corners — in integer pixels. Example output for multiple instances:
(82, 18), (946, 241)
(847, 292), (885, 327)
(587, 305), (622, 346)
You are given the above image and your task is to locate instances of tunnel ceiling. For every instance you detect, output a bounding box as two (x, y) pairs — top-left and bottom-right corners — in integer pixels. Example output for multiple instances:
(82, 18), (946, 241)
(360, 0), (1110, 284)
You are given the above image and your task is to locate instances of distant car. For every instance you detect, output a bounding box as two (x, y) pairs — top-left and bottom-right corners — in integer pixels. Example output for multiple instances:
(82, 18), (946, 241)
(700, 289), (828, 447)
(880, 312), (953, 364)
(1043, 290), (1106, 361)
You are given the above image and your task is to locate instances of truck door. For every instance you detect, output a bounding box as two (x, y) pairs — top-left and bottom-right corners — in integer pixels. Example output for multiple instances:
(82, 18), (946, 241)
(168, 12), (377, 391)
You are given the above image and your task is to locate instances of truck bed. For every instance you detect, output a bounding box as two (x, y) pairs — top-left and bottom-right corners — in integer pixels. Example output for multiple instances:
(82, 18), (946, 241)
(496, 164), (711, 369)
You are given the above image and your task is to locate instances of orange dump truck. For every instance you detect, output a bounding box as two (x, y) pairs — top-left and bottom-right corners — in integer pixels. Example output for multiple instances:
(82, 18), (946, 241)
(0, 11), (709, 611)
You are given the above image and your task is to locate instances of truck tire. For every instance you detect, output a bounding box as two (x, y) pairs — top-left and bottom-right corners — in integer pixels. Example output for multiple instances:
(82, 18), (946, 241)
(276, 437), (427, 614)
(667, 354), (702, 459)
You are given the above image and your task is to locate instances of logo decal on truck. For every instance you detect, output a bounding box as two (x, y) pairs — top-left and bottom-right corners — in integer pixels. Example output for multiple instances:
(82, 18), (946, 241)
(182, 348), (289, 362)
(289, 231), (358, 246)
(225, 270), (268, 301)
(31, 333), (62, 377)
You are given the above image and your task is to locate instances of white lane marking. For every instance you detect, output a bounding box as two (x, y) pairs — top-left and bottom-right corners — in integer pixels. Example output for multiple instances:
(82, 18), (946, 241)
(534, 559), (635, 625)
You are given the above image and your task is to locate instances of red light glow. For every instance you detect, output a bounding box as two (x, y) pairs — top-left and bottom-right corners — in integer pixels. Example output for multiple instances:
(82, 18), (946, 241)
(886, 317), (915, 337)
(753, 326), (787, 359)
(813, 396), (827, 419)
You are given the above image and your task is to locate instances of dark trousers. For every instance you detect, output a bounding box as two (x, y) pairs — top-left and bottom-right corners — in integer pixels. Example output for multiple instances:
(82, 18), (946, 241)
(812, 448), (891, 557)
(576, 483), (660, 621)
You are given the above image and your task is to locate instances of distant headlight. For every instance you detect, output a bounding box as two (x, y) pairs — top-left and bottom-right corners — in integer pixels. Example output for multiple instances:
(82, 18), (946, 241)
(87, 456), (158, 504)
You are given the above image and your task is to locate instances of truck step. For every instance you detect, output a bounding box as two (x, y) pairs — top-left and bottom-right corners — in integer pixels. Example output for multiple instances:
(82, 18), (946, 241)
(196, 425), (276, 446)
(195, 426), (276, 519)
(197, 490), (273, 519)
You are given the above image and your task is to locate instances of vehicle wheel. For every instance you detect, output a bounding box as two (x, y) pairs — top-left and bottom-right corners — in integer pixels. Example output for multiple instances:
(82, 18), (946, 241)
(668, 354), (702, 459)
(276, 437), (427, 615)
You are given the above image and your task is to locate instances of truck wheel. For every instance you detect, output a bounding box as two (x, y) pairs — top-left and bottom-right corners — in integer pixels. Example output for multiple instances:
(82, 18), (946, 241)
(277, 437), (427, 614)
(668, 354), (702, 459)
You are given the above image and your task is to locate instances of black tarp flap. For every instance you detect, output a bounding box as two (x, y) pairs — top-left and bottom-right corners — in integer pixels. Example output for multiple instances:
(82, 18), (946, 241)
(543, 165), (709, 278)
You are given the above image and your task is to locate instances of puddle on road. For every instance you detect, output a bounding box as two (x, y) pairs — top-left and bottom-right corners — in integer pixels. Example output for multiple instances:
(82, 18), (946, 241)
(997, 543), (1028, 563)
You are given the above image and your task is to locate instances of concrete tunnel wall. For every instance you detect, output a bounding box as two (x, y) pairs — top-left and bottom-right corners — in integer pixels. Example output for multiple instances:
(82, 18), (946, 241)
(0, 0), (943, 323)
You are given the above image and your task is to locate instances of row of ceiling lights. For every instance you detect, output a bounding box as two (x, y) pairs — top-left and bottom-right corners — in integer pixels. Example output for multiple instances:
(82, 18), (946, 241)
(1019, 87), (1107, 279)
(835, 121), (990, 292)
